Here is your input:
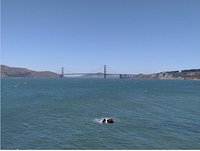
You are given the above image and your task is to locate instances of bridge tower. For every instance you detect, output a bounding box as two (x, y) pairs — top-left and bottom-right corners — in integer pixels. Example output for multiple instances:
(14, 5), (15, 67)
(104, 65), (106, 79)
(60, 67), (64, 77)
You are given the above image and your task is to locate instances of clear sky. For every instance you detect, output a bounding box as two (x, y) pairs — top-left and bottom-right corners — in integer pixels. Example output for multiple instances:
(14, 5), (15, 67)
(1, 0), (200, 74)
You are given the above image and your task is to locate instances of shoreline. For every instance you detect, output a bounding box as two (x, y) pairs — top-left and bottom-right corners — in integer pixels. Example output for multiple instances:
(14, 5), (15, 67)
(1, 64), (200, 80)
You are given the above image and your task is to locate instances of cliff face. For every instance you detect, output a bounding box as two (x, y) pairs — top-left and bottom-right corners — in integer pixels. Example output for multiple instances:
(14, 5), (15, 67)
(1, 65), (59, 78)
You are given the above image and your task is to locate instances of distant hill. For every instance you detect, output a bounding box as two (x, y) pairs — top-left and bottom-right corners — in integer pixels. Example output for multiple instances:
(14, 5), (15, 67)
(1, 65), (59, 78)
(133, 69), (200, 80)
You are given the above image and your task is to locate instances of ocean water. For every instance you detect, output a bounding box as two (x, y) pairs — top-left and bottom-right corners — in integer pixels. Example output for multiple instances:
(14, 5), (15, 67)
(1, 78), (200, 149)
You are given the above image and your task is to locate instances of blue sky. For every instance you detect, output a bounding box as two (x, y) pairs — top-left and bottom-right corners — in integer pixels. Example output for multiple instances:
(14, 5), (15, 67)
(1, 0), (200, 74)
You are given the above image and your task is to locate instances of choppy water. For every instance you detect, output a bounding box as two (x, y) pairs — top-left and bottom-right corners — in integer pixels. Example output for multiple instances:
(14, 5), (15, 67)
(1, 78), (200, 149)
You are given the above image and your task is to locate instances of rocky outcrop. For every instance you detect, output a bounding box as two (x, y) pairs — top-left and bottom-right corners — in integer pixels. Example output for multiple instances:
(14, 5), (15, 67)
(1, 65), (59, 78)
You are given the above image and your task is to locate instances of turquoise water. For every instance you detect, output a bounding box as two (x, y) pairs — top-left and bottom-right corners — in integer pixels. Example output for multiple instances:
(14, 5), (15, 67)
(1, 78), (200, 149)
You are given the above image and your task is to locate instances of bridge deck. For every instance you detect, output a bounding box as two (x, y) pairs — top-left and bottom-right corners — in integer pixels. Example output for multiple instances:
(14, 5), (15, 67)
(62, 73), (121, 76)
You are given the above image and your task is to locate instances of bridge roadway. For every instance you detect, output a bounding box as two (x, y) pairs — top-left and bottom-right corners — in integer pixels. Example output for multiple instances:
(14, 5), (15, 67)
(62, 73), (120, 76)
(60, 66), (135, 78)
(61, 73), (134, 79)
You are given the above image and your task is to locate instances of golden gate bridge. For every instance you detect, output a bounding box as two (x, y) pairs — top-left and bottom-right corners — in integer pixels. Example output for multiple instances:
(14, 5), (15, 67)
(59, 65), (134, 79)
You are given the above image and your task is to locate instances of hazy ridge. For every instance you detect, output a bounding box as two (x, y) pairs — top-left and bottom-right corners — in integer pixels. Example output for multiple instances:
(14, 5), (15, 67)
(1, 65), (59, 78)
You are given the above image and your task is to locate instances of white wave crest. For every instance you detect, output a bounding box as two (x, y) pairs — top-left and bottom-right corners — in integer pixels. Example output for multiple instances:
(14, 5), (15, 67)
(93, 117), (119, 124)
(93, 118), (103, 124)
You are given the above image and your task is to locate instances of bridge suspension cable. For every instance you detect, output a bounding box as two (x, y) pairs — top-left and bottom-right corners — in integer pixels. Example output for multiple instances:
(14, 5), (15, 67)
(59, 65), (131, 78)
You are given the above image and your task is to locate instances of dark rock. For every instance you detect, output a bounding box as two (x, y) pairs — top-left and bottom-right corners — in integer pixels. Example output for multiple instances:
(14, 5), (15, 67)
(107, 118), (114, 123)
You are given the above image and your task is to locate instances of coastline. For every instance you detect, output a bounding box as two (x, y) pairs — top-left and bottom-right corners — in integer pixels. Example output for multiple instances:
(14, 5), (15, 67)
(1, 64), (200, 80)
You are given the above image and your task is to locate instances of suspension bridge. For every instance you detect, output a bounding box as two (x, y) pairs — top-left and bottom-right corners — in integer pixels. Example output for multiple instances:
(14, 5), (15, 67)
(59, 65), (134, 79)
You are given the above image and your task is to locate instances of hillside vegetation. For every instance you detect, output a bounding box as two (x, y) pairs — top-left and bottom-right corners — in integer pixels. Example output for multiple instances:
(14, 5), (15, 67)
(1, 65), (59, 78)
